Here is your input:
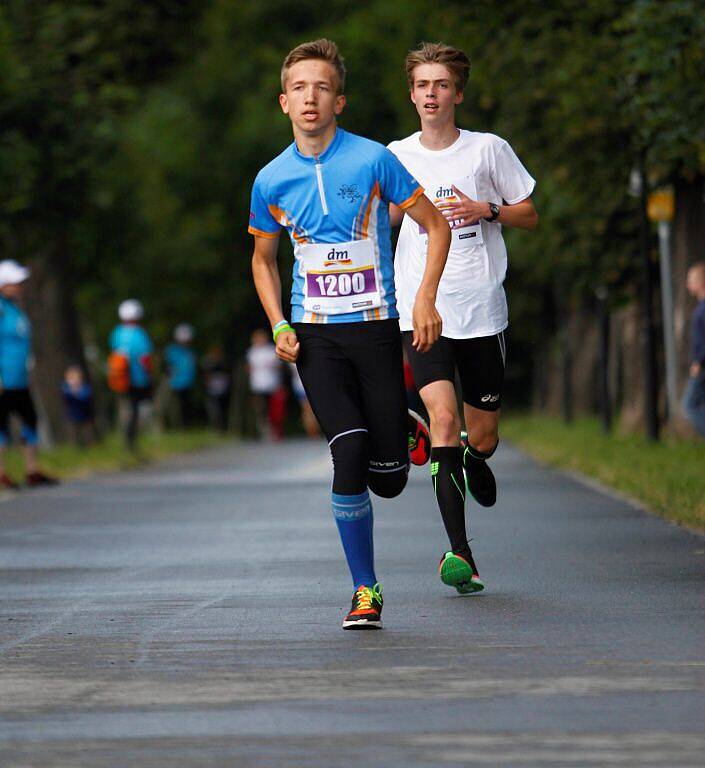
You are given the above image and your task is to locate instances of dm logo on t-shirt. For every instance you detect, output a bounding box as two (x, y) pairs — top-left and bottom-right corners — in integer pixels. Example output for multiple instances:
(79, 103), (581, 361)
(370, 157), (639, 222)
(418, 184), (478, 240)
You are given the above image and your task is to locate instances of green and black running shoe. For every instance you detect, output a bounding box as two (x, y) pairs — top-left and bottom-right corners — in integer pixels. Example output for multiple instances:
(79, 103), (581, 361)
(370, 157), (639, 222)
(439, 551), (484, 594)
(343, 583), (384, 630)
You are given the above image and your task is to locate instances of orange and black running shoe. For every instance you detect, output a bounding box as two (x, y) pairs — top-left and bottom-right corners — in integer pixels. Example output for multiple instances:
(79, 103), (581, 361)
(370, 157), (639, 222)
(408, 409), (431, 466)
(343, 583), (383, 630)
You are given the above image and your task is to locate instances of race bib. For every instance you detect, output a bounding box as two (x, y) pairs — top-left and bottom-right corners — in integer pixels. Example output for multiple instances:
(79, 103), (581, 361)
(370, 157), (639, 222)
(299, 239), (382, 315)
(419, 176), (484, 248)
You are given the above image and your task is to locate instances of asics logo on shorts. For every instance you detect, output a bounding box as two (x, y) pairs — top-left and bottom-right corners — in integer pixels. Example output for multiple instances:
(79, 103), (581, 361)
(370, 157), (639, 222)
(481, 393), (500, 403)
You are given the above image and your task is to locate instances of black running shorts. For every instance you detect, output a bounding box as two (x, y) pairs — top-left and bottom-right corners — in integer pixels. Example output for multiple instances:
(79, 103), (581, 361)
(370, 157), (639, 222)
(402, 331), (506, 411)
(0, 388), (38, 434)
(294, 319), (409, 473)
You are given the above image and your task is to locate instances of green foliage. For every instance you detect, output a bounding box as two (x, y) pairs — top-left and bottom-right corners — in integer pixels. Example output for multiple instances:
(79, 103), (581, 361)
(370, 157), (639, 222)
(1, 0), (703, 368)
(503, 414), (705, 529)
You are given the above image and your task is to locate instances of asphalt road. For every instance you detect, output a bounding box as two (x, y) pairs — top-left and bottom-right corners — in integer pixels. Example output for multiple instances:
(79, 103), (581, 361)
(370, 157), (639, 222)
(0, 438), (703, 767)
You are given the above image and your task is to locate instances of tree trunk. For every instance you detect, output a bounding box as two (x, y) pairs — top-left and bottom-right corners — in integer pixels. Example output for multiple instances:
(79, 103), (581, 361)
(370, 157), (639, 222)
(25, 236), (86, 443)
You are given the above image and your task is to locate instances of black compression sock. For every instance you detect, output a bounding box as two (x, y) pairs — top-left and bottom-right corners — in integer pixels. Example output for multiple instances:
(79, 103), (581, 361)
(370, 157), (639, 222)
(430, 447), (469, 557)
(463, 440), (498, 465)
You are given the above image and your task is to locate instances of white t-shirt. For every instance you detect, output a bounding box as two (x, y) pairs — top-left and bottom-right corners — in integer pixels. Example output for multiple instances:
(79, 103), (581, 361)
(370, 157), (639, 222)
(247, 343), (282, 394)
(388, 130), (535, 338)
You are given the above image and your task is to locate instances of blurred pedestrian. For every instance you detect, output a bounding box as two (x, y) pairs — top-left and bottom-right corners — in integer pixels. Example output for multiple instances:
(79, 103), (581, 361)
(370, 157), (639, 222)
(61, 365), (96, 446)
(683, 262), (705, 437)
(246, 328), (285, 440)
(203, 345), (231, 432)
(289, 363), (320, 438)
(164, 323), (197, 428)
(0, 260), (58, 488)
(108, 299), (153, 450)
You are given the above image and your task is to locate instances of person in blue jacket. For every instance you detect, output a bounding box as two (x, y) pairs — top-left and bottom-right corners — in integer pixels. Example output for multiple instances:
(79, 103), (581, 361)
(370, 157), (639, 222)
(0, 260), (58, 488)
(109, 299), (153, 449)
(683, 262), (705, 437)
(164, 323), (198, 428)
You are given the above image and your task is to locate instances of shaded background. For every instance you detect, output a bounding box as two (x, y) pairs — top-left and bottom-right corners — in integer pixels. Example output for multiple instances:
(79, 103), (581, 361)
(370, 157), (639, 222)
(0, 0), (703, 440)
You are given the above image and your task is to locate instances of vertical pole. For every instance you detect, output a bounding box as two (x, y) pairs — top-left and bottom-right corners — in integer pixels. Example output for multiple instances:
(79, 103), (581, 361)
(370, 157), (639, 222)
(639, 158), (659, 440)
(658, 220), (678, 425)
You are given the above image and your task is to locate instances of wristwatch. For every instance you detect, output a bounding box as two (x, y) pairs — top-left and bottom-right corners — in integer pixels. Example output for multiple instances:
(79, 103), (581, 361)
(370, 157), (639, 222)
(485, 202), (500, 222)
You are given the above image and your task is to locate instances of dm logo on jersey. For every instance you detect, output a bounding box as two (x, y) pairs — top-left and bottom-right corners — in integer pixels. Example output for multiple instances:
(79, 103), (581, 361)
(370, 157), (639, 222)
(324, 247), (352, 266)
(337, 184), (362, 204)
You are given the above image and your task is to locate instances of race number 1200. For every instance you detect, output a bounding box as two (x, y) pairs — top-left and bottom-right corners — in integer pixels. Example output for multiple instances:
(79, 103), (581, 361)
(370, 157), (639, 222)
(312, 271), (366, 297)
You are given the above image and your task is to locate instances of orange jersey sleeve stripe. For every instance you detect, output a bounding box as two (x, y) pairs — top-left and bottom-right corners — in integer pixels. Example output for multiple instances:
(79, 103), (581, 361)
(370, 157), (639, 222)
(397, 186), (425, 210)
(248, 226), (279, 239)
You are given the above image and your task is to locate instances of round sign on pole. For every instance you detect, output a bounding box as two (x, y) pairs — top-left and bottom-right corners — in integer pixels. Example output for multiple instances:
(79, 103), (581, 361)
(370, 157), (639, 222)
(647, 188), (675, 222)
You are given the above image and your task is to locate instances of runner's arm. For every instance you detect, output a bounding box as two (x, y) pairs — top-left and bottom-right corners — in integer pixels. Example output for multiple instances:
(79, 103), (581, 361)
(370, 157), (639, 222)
(443, 188), (538, 230)
(488, 196), (538, 230)
(251, 234), (300, 363)
(389, 203), (404, 228)
(403, 195), (451, 353)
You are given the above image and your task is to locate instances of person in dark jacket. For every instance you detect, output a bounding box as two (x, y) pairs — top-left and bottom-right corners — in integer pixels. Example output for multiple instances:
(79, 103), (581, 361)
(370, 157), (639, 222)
(61, 365), (96, 446)
(683, 262), (705, 437)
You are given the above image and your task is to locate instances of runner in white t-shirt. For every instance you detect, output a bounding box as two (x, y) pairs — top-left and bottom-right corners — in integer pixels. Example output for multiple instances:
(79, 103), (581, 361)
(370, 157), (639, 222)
(389, 43), (538, 594)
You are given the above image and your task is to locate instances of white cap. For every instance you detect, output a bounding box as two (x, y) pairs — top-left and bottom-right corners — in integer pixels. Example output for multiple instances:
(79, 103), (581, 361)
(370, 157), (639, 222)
(174, 323), (195, 343)
(118, 299), (144, 322)
(0, 260), (30, 288)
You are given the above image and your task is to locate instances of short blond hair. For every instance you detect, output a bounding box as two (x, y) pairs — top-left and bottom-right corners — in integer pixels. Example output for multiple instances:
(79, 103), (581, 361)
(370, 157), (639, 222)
(281, 39), (346, 94)
(405, 42), (470, 92)
(688, 261), (705, 281)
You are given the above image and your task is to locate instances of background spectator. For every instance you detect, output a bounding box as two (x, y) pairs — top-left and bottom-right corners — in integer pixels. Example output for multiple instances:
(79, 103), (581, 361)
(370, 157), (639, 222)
(61, 365), (96, 446)
(108, 299), (153, 450)
(165, 323), (198, 428)
(0, 260), (57, 488)
(246, 329), (285, 440)
(683, 262), (705, 437)
(203, 345), (232, 433)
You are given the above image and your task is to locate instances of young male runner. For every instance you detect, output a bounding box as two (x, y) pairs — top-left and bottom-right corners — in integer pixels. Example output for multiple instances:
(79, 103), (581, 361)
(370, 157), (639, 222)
(388, 43), (538, 594)
(249, 39), (450, 629)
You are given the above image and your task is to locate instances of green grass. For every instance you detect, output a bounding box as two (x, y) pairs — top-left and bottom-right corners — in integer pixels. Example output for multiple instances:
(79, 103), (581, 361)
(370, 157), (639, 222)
(3, 429), (229, 483)
(502, 414), (705, 530)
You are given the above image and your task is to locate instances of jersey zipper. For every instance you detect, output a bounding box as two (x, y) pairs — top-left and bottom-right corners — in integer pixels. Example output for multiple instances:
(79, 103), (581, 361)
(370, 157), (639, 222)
(314, 156), (329, 216)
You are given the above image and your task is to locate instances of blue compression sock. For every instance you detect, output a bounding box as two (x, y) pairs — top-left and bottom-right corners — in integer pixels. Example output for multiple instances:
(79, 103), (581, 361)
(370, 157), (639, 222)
(332, 490), (376, 588)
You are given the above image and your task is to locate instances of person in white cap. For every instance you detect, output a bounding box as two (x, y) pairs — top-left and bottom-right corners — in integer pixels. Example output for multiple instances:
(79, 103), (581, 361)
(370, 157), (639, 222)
(164, 323), (198, 428)
(108, 299), (154, 449)
(0, 260), (58, 488)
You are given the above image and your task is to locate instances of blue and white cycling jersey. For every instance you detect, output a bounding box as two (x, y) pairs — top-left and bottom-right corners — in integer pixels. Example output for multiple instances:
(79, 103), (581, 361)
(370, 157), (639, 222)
(0, 296), (31, 390)
(249, 128), (424, 324)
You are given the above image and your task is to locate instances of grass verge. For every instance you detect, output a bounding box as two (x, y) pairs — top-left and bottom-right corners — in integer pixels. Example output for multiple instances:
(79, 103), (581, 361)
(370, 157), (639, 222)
(502, 414), (705, 531)
(3, 429), (229, 483)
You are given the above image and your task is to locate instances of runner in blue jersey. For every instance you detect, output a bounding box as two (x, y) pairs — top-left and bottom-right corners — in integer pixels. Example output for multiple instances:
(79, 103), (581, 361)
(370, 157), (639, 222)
(0, 260), (58, 488)
(249, 39), (451, 629)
